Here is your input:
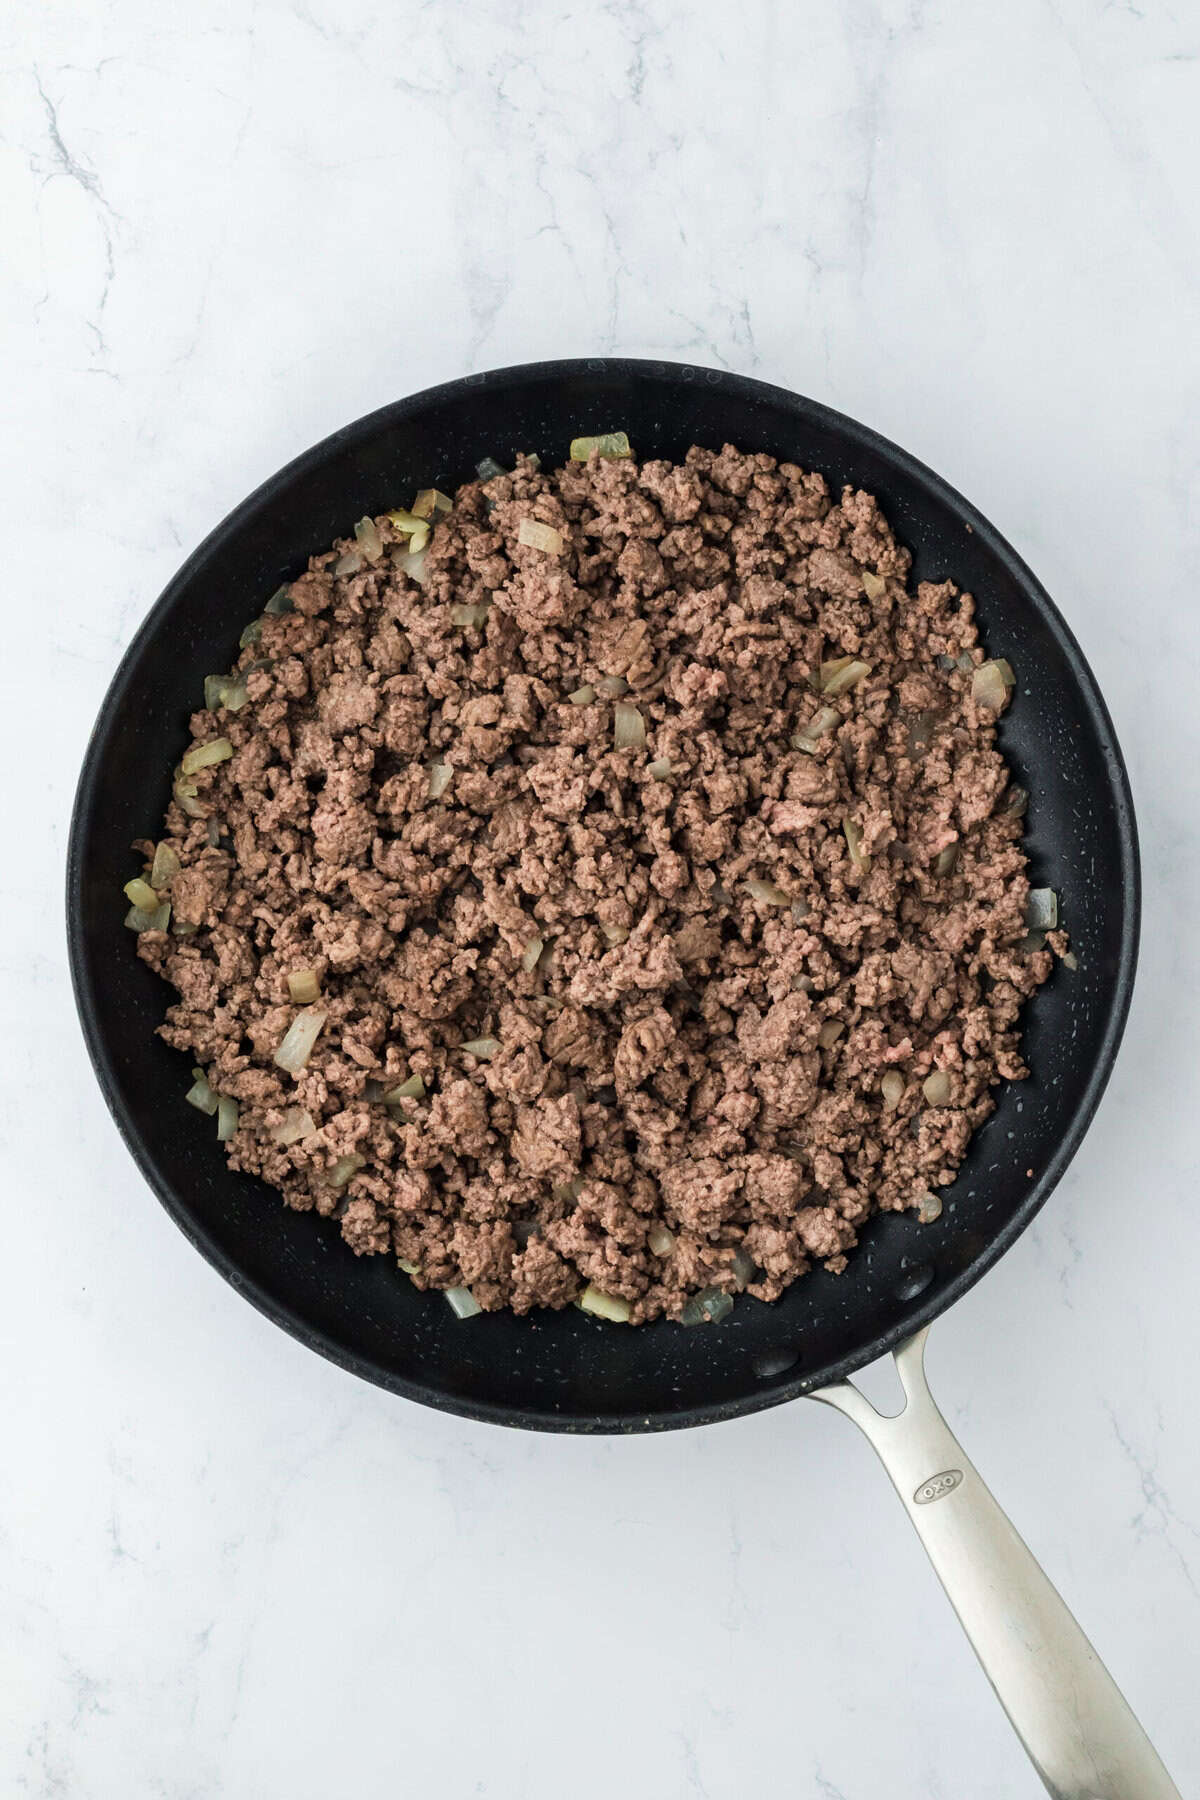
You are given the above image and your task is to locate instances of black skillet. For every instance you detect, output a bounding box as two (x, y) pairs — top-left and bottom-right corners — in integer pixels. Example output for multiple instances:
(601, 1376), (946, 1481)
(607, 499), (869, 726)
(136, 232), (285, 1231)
(68, 361), (1176, 1797)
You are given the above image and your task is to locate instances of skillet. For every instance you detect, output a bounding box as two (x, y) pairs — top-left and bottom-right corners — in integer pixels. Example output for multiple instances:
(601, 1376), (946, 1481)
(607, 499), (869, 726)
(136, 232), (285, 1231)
(67, 359), (1175, 1797)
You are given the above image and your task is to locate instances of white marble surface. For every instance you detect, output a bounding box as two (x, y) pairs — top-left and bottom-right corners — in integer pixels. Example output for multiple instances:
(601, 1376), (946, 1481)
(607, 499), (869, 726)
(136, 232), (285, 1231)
(3, 1), (1199, 1793)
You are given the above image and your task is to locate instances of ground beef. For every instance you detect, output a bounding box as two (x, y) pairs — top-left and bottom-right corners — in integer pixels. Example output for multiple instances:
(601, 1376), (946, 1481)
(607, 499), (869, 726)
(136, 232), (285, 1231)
(133, 444), (1059, 1323)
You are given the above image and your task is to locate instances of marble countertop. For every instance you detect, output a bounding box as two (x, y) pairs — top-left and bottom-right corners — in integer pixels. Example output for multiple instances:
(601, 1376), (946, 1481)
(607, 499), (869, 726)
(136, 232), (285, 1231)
(5, 1), (1199, 1793)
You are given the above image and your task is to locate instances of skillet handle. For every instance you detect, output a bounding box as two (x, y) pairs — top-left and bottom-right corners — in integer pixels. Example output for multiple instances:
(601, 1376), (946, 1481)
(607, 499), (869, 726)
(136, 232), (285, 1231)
(810, 1327), (1180, 1800)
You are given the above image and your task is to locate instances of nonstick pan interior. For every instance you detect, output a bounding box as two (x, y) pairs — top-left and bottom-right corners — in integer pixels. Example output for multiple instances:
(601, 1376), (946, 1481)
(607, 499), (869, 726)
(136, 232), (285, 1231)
(67, 360), (1138, 1431)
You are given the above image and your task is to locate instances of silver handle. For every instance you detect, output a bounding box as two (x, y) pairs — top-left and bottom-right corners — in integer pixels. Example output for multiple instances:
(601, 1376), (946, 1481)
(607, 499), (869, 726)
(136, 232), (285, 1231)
(810, 1328), (1180, 1800)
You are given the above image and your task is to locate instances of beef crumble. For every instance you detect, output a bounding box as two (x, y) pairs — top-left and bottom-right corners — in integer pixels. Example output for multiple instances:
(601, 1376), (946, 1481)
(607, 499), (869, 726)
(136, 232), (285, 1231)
(132, 443), (1058, 1323)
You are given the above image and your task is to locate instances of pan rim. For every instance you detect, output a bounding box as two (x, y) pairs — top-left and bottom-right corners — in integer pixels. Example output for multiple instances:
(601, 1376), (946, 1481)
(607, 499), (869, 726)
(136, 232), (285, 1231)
(66, 357), (1140, 1433)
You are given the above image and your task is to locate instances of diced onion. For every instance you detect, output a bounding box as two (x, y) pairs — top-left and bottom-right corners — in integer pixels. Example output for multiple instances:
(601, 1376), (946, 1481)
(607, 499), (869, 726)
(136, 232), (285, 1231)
(791, 897), (810, 922)
(173, 772), (205, 818)
(923, 1070), (952, 1107)
(124, 877), (159, 911)
(427, 762), (454, 799)
(792, 705), (839, 752)
(569, 431), (632, 461)
(820, 657), (871, 695)
(861, 570), (886, 600)
(460, 1036), (500, 1060)
(613, 703), (646, 749)
(521, 938), (544, 972)
(150, 842), (181, 888)
(972, 660), (1013, 712)
(745, 878), (791, 905)
(445, 1286), (482, 1319)
(1021, 930), (1047, 953)
(397, 1257), (420, 1276)
(450, 602), (490, 628)
(552, 1177), (585, 1203)
(413, 488), (453, 521)
(125, 902), (170, 932)
(396, 545), (429, 585)
(600, 921), (629, 945)
(264, 586), (293, 615)
(216, 1095), (239, 1142)
(408, 523), (431, 555)
(205, 817), (222, 849)
(273, 1008), (327, 1073)
(271, 1105), (317, 1146)
(730, 1246), (758, 1289)
(181, 738), (234, 776)
(646, 757), (673, 780)
(568, 684), (596, 705)
(842, 817), (871, 873)
(881, 1071), (905, 1111)
(384, 1074), (426, 1102)
(186, 1072), (219, 1115)
(917, 1190), (943, 1224)
(934, 844), (959, 877)
(239, 618), (263, 648)
(1003, 784), (1029, 816)
(1062, 949), (1078, 972)
(353, 517), (383, 561)
(598, 675), (630, 697)
(1026, 887), (1058, 930)
(648, 1223), (675, 1257)
(329, 1152), (365, 1188)
(287, 967), (322, 1005)
(578, 1285), (632, 1322)
(680, 1288), (734, 1327)
(818, 1019), (844, 1049)
(475, 457), (506, 481)
(204, 674), (250, 713)
(517, 517), (563, 554)
(386, 509), (424, 534)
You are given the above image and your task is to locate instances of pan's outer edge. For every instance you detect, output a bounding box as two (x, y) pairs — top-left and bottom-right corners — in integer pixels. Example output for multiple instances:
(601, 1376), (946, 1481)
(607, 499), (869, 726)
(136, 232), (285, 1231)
(65, 358), (1140, 1433)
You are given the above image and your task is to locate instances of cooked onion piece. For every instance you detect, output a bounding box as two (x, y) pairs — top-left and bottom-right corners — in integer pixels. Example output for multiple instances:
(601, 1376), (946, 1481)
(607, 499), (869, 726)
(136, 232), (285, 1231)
(680, 1288), (734, 1326)
(578, 1285), (632, 1322)
(273, 1008), (327, 1073)
(821, 658), (871, 696)
(181, 738), (233, 776)
(517, 518), (563, 554)
(287, 967), (322, 1005)
(569, 431), (631, 461)
(745, 878), (791, 906)
(613, 703), (646, 749)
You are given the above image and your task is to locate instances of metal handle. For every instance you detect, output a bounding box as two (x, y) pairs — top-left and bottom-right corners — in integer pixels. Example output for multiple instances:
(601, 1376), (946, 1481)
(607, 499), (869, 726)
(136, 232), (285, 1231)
(810, 1328), (1180, 1800)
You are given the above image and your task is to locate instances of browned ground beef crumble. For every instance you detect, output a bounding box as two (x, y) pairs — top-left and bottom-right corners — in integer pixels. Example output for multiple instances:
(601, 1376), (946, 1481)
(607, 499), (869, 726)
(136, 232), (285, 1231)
(134, 443), (1061, 1323)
